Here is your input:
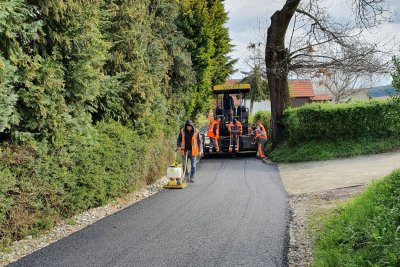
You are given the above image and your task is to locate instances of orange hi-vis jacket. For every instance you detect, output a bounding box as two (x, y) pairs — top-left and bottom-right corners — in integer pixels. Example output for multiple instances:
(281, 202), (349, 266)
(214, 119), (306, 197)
(207, 120), (220, 139)
(180, 128), (200, 156)
(255, 129), (268, 140)
(228, 121), (242, 133)
(258, 124), (267, 135)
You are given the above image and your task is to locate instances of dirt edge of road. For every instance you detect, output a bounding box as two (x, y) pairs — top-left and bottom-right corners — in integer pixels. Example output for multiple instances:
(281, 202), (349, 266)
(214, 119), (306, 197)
(280, 151), (400, 266)
(287, 185), (366, 267)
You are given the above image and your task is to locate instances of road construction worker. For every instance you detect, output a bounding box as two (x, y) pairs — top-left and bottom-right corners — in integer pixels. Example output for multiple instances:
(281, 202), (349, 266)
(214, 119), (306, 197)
(207, 117), (221, 153)
(223, 93), (234, 122)
(254, 127), (268, 159)
(228, 118), (243, 134)
(177, 120), (202, 183)
(256, 119), (267, 136)
(228, 119), (242, 152)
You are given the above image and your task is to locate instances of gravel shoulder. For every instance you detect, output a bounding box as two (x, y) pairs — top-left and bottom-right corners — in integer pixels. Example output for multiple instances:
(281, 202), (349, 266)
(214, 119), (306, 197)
(279, 150), (400, 267)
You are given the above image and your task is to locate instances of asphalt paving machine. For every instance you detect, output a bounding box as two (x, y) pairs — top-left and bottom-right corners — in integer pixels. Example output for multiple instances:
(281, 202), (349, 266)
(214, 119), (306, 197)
(202, 83), (258, 156)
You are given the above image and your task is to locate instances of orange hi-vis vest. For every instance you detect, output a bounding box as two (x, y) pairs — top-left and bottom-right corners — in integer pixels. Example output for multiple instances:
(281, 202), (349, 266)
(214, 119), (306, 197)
(255, 129), (268, 140)
(259, 124), (267, 135)
(180, 128), (200, 156)
(228, 121), (242, 133)
(207, 120), (220, 139)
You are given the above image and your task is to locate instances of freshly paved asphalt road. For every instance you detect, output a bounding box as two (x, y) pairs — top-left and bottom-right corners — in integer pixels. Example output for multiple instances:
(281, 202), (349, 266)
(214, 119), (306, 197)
(10, 157), (289, 267)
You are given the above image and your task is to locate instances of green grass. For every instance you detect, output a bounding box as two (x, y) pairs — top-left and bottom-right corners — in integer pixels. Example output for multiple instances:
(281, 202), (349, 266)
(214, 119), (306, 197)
(269, 135), (400, 163)
(312, 170), (400, 267)
(66, 219), (76, 226)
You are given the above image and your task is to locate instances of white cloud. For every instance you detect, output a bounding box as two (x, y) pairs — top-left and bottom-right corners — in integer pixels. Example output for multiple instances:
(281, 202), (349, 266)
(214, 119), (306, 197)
(225, 0), (400, 83)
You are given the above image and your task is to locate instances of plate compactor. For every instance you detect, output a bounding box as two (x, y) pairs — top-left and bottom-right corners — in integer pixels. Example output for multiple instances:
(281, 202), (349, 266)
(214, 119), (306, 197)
(163, 153), (189, 189)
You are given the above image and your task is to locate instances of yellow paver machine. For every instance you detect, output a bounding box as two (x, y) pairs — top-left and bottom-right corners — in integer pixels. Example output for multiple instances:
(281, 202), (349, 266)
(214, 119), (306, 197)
(202, 83), (258, 156)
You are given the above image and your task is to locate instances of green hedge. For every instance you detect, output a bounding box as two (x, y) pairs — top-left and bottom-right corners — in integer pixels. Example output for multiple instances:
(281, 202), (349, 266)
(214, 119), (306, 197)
(313, 170), (400, 266)
(270, 135), (400, 162)
(283, 100), (400, 144)
(0, 121), (174, 245)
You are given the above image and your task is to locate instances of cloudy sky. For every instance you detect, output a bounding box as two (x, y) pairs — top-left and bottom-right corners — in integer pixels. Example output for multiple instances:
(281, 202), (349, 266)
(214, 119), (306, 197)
(224, 0), (400, 85)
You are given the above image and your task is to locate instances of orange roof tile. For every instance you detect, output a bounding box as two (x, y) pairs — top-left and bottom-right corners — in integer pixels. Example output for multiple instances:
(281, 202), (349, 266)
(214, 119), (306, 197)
(312, 94), (332, 101)
(289, 80), (315, 97)
(225, 79), (241, 85)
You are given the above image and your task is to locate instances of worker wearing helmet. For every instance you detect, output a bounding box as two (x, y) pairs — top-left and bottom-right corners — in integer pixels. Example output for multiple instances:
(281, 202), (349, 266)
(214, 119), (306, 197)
(177, 120), (202, 183)
(207, 117), (221, 153)
(228, 118), (242, 152)
(228, 118), (243, 134)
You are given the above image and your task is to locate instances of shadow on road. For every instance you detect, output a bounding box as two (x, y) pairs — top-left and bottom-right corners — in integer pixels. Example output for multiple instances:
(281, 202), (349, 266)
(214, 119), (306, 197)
(202, 151), (257, 160)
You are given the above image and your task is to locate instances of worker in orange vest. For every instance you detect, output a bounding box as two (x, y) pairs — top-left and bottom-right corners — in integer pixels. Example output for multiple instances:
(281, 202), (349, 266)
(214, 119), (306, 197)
(256, 119), (267, 136)
(207, 117), (221, 153)
(177, 120), (202, 183)
(228, 119), (242, 152)
(254, 127), (268, 159)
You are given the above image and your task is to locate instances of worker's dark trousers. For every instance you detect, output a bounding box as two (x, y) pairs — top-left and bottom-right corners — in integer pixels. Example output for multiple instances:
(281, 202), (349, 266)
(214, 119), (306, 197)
(223, 109), (233, 122)
(182, 150), (196, 179)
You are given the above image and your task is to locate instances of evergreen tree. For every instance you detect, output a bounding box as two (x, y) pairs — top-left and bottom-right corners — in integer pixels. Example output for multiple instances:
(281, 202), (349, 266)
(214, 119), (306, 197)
(241, 65), (269, 115)
(0, 57), (18, 134)
(208, 0), (236, 85)
(0, 0), (68, 141)
(177, 0), (235, 115)
(149, 0), (196, 122)
(99, 0), (163, 124)
(27, 0), (109, 112)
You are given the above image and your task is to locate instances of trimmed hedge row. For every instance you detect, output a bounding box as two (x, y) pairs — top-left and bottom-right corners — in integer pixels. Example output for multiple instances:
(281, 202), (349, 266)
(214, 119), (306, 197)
(283, 99), (400, 144)
(0, 121), (174, 244)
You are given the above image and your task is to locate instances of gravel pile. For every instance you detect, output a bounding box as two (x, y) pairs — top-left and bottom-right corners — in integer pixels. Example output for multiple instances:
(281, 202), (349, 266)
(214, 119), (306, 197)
(0, 176), (170, 267)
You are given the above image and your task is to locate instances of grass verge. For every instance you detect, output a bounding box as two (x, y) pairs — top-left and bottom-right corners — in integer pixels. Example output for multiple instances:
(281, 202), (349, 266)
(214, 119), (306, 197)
(269, 135), (400, 163)
(311, 170), (400, 266)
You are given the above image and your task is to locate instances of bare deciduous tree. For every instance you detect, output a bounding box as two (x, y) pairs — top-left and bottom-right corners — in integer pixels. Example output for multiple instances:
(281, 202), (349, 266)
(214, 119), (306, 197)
(266, 0), (394, 146)
(314, 68), (372, 102)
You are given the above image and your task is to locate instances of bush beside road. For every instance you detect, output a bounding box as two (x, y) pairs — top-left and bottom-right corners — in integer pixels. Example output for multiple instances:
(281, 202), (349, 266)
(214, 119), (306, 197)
(269, 99), (400, 162)
(312, 170), (400, 266)
(279, 152), (400, 266)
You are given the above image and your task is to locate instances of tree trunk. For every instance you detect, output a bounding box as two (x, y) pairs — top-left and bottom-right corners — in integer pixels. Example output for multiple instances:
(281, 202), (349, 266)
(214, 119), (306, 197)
(265, 0), (300, 147)
(250, 100), (254, 115)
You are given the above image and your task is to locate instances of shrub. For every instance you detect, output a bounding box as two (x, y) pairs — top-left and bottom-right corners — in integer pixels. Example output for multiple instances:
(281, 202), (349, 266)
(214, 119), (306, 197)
(0, 121), (174, 245)
(313, 170), (400, 266)
(282, 99), (400, 145)
(270, 135), (400, 162)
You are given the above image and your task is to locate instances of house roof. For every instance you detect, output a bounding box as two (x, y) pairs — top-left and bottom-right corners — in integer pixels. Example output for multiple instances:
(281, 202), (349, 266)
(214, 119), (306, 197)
(289, 80), (315, 98)
(225, 79), (241, 85)
(312, 94), (332, 101)
(225, 79), (317, 99)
